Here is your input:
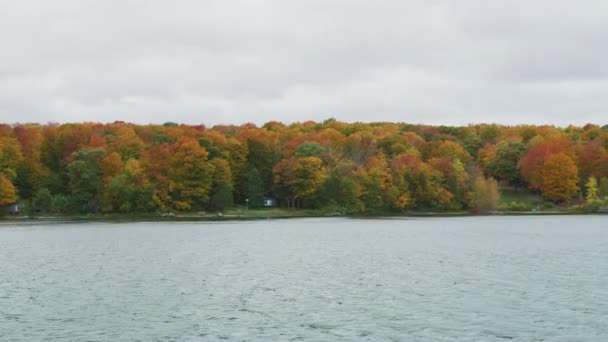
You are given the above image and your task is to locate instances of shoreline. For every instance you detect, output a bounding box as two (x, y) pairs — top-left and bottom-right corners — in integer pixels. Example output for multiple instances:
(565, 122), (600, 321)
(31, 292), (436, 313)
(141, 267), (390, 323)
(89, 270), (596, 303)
(0, 209), (601, 223)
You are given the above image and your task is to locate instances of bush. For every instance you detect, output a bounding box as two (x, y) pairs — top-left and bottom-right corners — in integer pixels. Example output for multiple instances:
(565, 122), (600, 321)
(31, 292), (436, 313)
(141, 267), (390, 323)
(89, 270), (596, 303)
(500, 201), (533, 211)
(540, 202), (557, 210)
(50, 194), (71, 214)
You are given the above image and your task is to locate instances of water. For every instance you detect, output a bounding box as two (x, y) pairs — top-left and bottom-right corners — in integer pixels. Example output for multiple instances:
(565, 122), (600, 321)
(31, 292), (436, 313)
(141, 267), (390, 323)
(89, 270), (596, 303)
(1, 216), (607, 341)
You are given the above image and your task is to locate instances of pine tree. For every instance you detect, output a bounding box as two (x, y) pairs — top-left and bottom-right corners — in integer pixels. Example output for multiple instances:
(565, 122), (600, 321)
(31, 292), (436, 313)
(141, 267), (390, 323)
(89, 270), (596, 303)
(246, 165), (264, 208)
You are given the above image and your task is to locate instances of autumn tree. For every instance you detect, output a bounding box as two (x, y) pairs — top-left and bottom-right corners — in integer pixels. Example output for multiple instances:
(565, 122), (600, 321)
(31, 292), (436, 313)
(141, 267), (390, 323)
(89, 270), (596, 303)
(168, 138), (214, 211)
(540, 153), (579, 202)
(519, 138), (575, 190)
(585, 177), (600, 206)
(101, 152), (125, 181)
(471, 176), (499, 213)
(273, 157), (326, 208)
(578, 140), (608, 180)
(0, 174), (17, 207)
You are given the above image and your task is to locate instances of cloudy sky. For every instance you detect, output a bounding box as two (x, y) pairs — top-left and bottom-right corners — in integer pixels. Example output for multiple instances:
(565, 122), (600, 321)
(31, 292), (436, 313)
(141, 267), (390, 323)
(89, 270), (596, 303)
(1, 0), (607, 126)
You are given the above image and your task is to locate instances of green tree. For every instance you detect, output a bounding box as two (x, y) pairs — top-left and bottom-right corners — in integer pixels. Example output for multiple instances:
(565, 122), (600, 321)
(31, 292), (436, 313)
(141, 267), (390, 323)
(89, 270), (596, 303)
(67, 148), (106, 212)
(599, 177), (608, 199)
(32, 188), (53, 212)
(321, 161), (362, 212)
(247, 138), (279, 194)
(485, 141), (527, 188)
(15, 159), (46, 200)
(296, 142), (326, 158)
(246, 165), (265, 208)
(209, 159), (234, 212)
(50, 194), (71, 214)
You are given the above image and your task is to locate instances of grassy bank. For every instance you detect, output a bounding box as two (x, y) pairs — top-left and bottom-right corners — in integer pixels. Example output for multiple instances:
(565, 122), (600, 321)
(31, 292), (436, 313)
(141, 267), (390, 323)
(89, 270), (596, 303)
(1, 205), (599, 223)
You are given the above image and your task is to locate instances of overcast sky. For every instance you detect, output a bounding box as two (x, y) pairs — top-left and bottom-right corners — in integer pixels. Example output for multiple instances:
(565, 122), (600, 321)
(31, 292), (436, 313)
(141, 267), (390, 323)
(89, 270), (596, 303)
(1, 1), (607, 126)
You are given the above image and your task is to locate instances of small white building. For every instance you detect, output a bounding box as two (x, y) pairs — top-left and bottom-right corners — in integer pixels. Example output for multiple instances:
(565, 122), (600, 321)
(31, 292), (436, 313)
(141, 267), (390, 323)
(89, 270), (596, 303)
(9, 202), (24, 215)
(263, 197), (276, 207)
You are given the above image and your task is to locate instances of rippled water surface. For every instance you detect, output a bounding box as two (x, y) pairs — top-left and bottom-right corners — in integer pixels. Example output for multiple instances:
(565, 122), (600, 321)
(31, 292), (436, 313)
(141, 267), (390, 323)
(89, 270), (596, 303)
(1, 216), (608, 341)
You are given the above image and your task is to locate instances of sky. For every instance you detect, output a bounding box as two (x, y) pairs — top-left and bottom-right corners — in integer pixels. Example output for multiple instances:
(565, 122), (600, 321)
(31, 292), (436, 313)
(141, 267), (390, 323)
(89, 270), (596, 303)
(1, 0), (608, 126)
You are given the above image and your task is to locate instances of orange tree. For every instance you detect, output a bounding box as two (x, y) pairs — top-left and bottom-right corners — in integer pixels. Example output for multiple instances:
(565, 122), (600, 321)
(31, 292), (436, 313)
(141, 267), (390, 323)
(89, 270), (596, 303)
(540, 153), (579, 202)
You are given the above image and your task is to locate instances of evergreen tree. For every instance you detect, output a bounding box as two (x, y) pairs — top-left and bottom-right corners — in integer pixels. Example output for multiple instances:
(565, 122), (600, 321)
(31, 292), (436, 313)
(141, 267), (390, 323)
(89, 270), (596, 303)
(209, 159), (234, 212)
(246, 165), (264, 208)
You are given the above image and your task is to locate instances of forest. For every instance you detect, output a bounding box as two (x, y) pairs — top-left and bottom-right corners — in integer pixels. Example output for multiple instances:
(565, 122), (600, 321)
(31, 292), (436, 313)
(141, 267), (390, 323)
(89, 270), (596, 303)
(1, 119), (607, 216)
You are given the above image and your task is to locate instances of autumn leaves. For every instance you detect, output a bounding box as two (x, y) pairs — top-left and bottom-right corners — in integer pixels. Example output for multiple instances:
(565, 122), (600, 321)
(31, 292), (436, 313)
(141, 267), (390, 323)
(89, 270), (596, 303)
(1, 121), (608, 215)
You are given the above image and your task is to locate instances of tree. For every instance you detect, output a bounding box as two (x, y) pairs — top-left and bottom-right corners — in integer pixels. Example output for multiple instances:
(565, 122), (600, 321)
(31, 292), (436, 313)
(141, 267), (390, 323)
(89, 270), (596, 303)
(0, 136), (23, 180)
(578, 140), (608, 179)
(273, 157), (326, 208)
(100, 158), (156, 213)
(586, 177), (600, 205)
(246, 165), (265, 208)
(101, 152), (124, 181)
(168, 138), (214, 210)
(291, 157), (327, 203)
(67, 148), (106, 212)
(209, 158), (234, 212)
(32, 188), (53, 212)
(14, 158), (46, 200)
(110, 126), (145, 160)
(484, 141), (527, 188)
(0, 174), (17, 206)
(296, 142), (326, 158)
(519, 138), (575, 190)
(471, 176), (499, 213)
(320, 161), (362, 212)
(540, 153), (579, 202)
(599, 177), (608, 199)
(246, 136), (279, 194)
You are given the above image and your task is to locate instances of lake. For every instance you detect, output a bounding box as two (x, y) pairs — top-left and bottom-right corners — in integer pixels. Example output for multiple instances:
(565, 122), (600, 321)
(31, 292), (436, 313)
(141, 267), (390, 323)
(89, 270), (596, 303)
(1, 216), (607, 341)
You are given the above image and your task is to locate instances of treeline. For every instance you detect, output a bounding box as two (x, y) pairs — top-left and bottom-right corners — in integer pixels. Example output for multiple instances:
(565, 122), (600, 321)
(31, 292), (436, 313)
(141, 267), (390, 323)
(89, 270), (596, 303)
(1, 119), (608, 215)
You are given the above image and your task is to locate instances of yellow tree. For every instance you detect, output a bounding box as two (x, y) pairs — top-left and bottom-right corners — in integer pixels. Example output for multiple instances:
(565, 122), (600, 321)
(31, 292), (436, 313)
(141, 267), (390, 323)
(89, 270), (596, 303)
(471, 176), (500, 213)
(585, 177), (600, 205)
(540, 153), (579, 202)
(0, 174), (17, 206)
(292, 157), (326, 202)
(168, 138), (214, 210)
(100, 152), (124, 181)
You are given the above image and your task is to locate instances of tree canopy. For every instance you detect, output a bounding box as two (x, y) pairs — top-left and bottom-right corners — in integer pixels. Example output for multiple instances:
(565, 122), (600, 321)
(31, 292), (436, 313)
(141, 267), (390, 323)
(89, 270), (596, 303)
(1, 120), (606, 214)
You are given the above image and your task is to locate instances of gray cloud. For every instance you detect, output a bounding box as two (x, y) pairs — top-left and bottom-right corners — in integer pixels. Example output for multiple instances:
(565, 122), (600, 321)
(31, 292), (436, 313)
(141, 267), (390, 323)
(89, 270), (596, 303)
(1, 0), (607, 126)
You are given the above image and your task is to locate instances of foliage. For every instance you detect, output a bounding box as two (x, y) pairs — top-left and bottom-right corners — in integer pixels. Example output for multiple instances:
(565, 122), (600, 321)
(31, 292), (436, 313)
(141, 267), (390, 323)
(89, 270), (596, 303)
(499, 201), (533, 212)
(0, 174), (17, 206)
(540, 153), (579, 202)
(0, 120), (605, 214)
(67, 148), (106, 212)
(32, 188), (53, 212)
(168, 138), (214, 210)
(246, 165), (265, 208)
(471, 176), (499, 213)
(209, 158), (234, 212)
